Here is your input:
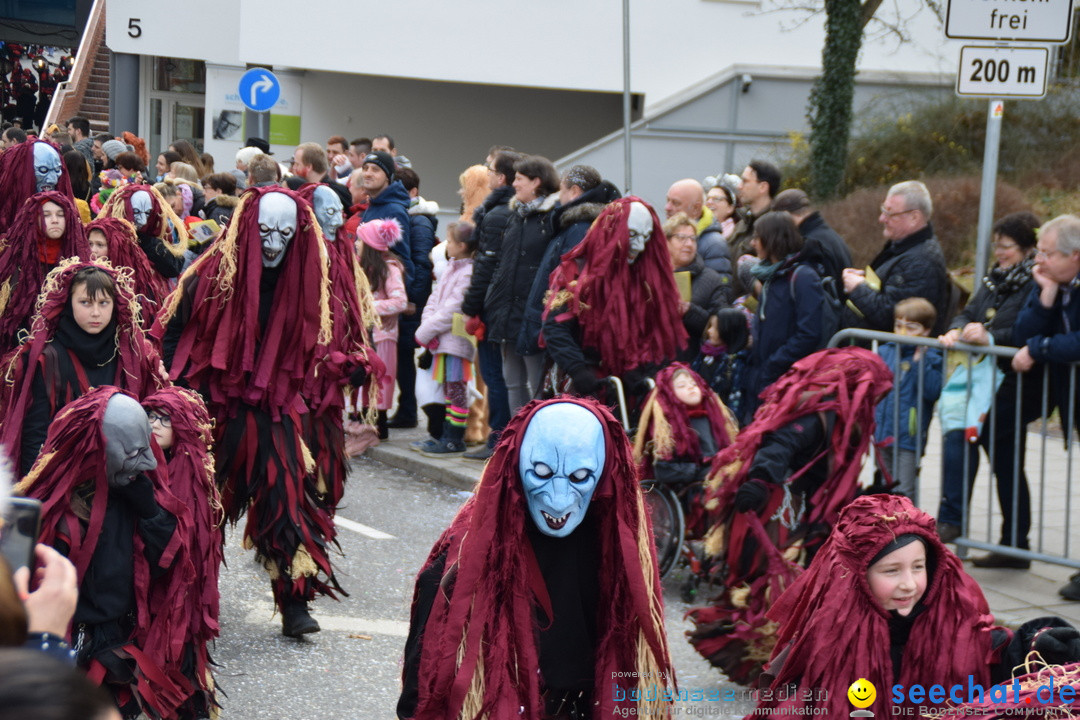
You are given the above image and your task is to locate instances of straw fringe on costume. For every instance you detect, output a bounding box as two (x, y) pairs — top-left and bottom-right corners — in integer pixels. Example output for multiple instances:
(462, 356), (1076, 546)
(407, 397), (675, 720)
(99, 183), (190, 257)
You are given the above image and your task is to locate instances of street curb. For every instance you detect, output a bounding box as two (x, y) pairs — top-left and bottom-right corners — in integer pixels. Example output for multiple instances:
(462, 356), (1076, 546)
(365, 442), (482, 492)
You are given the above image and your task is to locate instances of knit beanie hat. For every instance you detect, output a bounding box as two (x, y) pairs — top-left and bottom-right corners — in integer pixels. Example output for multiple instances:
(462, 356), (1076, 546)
(357, 218), (402, 251)
(101, 139), (127, 161)
(362, 151), (395, 181)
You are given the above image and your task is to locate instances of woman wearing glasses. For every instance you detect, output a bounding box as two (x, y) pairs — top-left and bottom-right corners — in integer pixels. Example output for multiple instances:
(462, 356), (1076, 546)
(936, 211), (1041, 566)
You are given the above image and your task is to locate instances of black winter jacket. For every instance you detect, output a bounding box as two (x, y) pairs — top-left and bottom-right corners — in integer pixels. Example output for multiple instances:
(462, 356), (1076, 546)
(744, 256), (825, 423)
(483, 193), (558, 344)
(798, 211), (851, 293)
(844, 224), (949, 335)
(462, 186), (514, 320)
(406, 198), (438, 309)
(676, 254), (732, 360)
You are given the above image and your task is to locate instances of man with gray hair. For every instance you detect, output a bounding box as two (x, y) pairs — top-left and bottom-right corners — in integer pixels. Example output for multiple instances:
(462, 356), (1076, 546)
(841, 180), (949, 334)
(1013, 214), (1080, 599)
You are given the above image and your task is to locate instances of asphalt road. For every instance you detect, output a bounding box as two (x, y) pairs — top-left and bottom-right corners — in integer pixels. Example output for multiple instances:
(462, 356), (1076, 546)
(211, 455), (751, 719)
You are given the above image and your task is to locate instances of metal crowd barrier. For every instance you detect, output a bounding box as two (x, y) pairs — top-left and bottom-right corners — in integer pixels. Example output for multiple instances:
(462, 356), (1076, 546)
(828, 328), (1080, 569)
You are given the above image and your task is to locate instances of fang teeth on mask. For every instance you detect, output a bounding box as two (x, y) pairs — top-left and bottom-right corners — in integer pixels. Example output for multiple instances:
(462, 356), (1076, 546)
(541, 511), (570, 530)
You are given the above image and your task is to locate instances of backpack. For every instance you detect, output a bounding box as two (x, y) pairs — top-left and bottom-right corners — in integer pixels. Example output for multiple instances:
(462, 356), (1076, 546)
(791, 264), (842, 347)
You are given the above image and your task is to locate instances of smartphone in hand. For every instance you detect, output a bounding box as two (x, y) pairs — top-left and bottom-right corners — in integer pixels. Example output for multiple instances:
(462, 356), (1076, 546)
(0, 498), (42, 572)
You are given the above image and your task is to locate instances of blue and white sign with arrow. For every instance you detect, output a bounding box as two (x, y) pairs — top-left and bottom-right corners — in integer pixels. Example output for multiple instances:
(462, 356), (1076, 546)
(238, 68), (281, 113)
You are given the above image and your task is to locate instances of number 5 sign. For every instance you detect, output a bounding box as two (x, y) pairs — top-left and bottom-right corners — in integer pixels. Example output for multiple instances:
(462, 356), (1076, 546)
(956, 45), (1049, 98)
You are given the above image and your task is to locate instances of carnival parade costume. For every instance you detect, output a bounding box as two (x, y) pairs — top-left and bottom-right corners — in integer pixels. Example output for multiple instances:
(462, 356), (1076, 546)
(156, 186), (341, 632)
(634, 362), (738, 536)
(0, 259), (166, 476)
(398, 397), (674, 720)
(751, 494), (1080, 718)
(686, 347), (893, 684)
(15, 387), (196, 720)
(99, 184), (190, 280)
(542, 197), (687, 395)
(0, 137), (74, 235)
(87, 217), (171, 327)
(142, 386), (223, 717)
(298, 183), (382, 506)
(0, 190), (89, 355)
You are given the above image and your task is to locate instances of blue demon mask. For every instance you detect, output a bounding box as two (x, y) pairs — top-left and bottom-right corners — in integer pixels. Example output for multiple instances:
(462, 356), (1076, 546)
(519, 403), (605, 537)
(33, 143), (62, 192)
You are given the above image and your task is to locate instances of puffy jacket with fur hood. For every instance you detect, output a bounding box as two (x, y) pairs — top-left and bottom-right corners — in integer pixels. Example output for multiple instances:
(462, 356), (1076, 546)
(416, 257), (475, 361)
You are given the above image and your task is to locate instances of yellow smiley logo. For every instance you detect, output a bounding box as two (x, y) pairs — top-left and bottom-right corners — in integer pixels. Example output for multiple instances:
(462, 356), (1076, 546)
(848, 678), (876, 709)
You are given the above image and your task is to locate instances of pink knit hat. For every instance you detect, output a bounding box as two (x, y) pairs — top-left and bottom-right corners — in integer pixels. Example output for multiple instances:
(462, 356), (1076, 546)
(357, 218), (402, 251)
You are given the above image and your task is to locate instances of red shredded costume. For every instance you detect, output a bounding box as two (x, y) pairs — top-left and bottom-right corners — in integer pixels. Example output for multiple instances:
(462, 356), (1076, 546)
(0, 190), (90, 354)
(399, 397), (675, 720)
(0, 138), (75, 235)
(0, 259), (166, 476)
(14, 386), (197, 720)
(155, 186), (342, 610)
(687, 347), (893, 685)
(141, 386), (223, 717)
(542, 197), (687, 381)
(86, 217), (170, 327)
(296, 184), (382, 506)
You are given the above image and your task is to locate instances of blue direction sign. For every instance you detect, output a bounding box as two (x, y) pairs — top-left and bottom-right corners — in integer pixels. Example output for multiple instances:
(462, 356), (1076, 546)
(238, 68), (281, 112)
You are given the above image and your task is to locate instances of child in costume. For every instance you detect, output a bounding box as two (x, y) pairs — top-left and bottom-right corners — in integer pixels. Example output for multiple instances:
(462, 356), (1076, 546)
(398, 397), (674, 720)
(141, 386), (222, 719)
(412, 222), (477, 456)
(691, 308), (752, 423)
(873, 297), (943, 499)
(86, 217), (170, 328)
(686, 347), (893, 685)
(0, 260), (166, 477)
(753, 494), (1080, 718)
(16, 387), (194, 720)
(357, 218), (407, 439)
(0, 191), (89, 355)
(98, 184), (190, 281)
(634, 363), (738, 538)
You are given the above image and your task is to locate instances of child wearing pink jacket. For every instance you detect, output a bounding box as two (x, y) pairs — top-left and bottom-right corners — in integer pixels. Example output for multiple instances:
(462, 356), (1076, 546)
(412, 222), (478, 455)
(357, 218), (407, 439)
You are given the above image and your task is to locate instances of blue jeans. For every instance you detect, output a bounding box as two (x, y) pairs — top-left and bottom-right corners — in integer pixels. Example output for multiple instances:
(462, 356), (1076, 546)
(476, 339), (510, 448)
(938, 383), (1031, 548)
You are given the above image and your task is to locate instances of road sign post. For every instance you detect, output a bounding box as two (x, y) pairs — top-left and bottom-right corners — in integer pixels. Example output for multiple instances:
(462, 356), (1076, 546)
(945, 0), (1073, 280)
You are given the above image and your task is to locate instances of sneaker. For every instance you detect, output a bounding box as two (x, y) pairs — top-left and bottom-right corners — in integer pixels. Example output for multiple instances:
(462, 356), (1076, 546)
(1061, 572), (1080, 601)
(420, 439), (466, 457)
(462, 444), (494, 461)
(936, 522), (961, 544)
(971, 552), (1030, 569)
(409, 438), (440, 453)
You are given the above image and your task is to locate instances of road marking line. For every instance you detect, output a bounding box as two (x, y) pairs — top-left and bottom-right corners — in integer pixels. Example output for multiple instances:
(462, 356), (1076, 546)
(334, 516), (394, 540)
(242, 609), (409, 637)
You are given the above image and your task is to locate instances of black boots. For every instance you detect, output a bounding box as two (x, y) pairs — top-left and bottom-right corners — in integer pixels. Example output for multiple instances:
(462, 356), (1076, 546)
(281, 596), (320, 637)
